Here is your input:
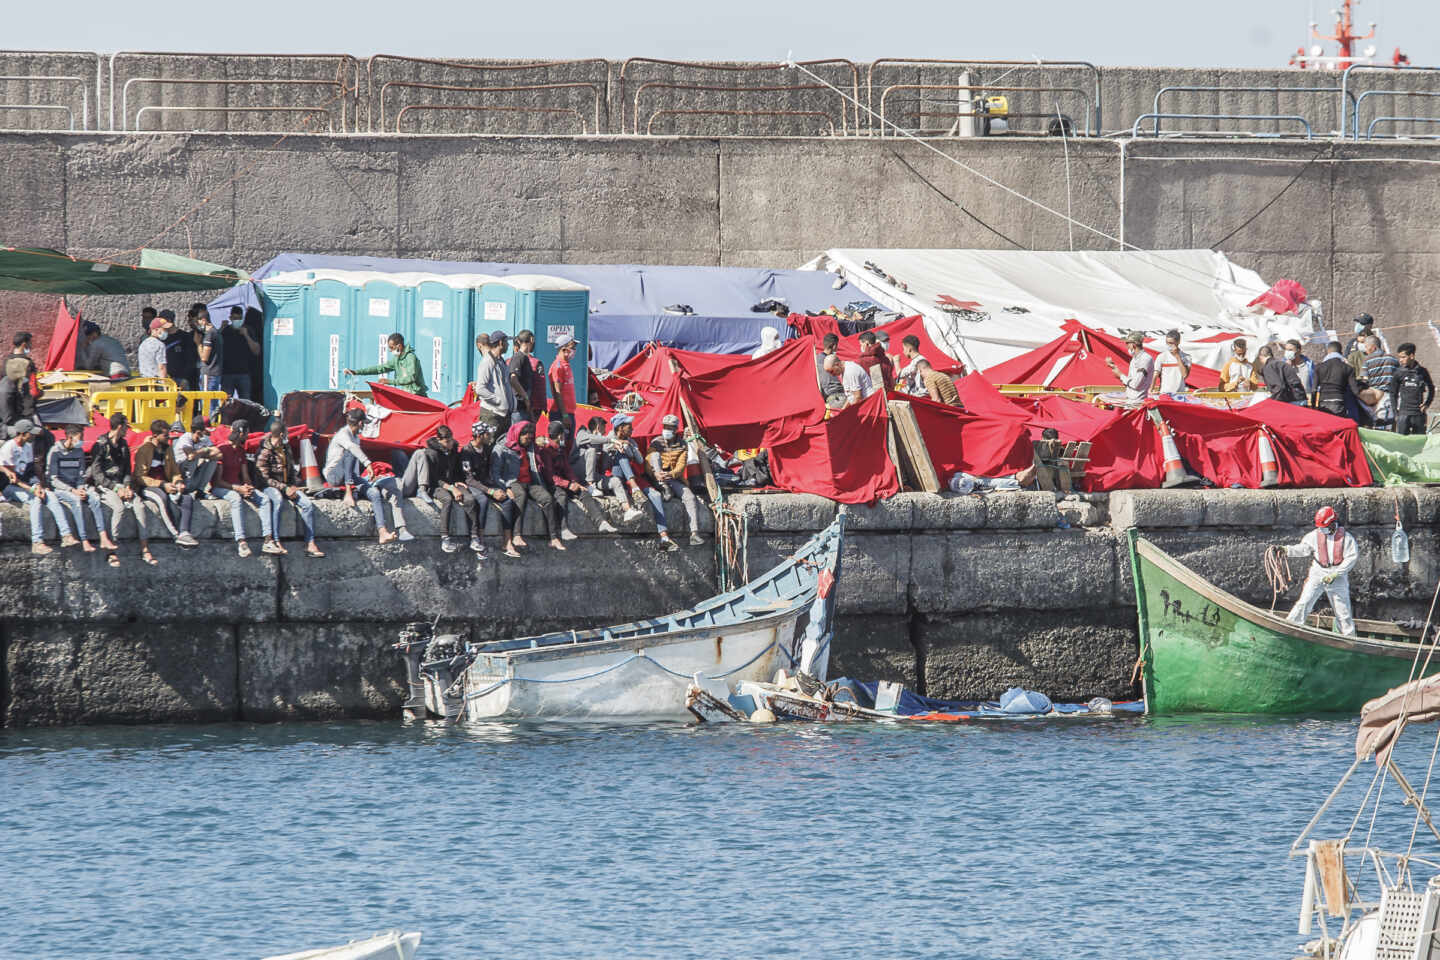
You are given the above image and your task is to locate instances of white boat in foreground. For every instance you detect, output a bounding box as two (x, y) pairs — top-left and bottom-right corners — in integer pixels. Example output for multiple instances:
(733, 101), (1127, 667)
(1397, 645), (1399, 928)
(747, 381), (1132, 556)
(396, 513), (846, 721)
(1291, 673), (1440, 959)
(261, 930), (421, 960)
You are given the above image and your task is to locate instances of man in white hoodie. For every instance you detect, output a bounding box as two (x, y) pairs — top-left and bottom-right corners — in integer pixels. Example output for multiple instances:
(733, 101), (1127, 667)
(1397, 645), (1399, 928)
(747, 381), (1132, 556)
(1283, 505), (1358, 636)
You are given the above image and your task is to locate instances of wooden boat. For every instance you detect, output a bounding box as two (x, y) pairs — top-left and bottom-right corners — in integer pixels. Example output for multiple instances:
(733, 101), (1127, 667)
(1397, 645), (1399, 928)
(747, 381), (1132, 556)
(399, 513), (846, 722)
(262, 930), (421, 960)
(1128, 530), (1432, 715)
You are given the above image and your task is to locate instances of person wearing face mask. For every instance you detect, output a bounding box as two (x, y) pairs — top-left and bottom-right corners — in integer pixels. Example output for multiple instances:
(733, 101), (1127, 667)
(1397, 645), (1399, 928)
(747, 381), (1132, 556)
(220, 306), (261, 401)
(1104, 331), (1156, 402)
(1260, 341), (1305, 403)
(1217, 338), (1260, 393)
(131, 419), (199, 549)
(491, 421), (565, 552)
(1285, 340), (1316, 406)
(1343, 314), (1388, 373)
(345, 332), (427, 397)
(646, 414), (703, 546)
(1152, 330), (1192, 396)
(1281, 506), (1358, 637)
(254, 419), (324, 558)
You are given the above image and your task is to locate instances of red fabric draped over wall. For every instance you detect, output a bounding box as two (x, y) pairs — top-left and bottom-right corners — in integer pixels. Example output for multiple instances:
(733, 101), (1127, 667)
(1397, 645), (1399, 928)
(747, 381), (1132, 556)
(770, 391), (899, 504)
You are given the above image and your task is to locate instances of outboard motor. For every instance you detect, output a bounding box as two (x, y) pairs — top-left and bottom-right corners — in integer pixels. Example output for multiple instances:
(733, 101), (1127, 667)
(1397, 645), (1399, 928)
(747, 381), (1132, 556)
(393, 621), (434, 721)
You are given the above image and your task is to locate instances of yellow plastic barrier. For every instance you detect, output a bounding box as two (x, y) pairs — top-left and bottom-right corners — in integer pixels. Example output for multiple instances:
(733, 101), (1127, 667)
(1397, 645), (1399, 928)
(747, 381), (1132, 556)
(91, 389), (230, 427)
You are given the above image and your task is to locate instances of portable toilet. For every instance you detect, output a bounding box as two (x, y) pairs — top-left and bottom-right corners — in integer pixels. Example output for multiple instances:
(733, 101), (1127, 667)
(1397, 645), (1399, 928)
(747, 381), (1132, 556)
(352, 277), (413, 385)
(312, 277), (356, 394)
(476, 275), (590, 404)
(258, 281), (307, 408)
(414, 278), (476, 404)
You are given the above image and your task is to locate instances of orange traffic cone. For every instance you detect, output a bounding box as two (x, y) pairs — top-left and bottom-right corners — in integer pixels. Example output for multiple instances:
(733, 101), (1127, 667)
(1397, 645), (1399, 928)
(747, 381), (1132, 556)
(1148, 410), (1200, 488)
(1257, 429), (1280, 488)
(300, 436), (324, 491)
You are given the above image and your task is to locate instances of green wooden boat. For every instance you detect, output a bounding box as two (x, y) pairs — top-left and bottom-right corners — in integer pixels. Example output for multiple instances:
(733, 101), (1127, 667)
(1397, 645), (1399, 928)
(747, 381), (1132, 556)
(1128, 530), (1432, 714)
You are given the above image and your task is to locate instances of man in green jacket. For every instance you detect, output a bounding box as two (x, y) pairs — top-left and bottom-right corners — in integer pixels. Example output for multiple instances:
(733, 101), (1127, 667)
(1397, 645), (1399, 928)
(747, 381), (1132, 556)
(345, 333), (428, 397)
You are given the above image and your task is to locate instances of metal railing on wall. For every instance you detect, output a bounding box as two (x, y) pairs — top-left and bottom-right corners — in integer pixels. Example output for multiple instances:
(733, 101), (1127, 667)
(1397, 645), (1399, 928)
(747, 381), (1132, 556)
(394, 103), (592, 135)
(0, 50), (101, 130)
(866, 59), (1102, 135)
(1342, 65), (1440, 139)
(1130, 113), (1314, 138)
(109, 52), (359, 132)
(120, 77), (348, 131)
(0, 75), (88, 130)
(1148, 85), (1352, 137)
(630, 81), (845, 135)
(644, 109), (837, 136)
(619, 58), (862, 135)
(377, 80), (603, 134)
(876, 83), (1093, 136)
(365, 56), (610, 133)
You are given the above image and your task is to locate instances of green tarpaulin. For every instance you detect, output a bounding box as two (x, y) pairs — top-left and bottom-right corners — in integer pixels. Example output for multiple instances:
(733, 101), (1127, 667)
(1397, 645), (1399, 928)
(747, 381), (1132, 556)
(0, 246), (242, 294)
(1360, 427), (1440, 485)
(138, 249), (249, 283)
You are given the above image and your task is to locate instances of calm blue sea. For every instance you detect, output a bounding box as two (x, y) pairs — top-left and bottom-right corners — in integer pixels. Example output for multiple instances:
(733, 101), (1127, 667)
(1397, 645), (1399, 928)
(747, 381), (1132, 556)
(1, 715), (1427, 959)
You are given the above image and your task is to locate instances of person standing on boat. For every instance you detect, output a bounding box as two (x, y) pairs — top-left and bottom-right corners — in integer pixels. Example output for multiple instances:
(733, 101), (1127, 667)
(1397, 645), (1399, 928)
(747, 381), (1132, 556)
(1283, 506), (1358, 636)
(1104, 331), (1156, 401)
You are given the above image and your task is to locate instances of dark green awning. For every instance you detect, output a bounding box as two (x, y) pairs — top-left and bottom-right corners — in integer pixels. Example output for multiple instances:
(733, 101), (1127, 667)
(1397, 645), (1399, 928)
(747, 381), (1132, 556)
(0, 247), (243, 294)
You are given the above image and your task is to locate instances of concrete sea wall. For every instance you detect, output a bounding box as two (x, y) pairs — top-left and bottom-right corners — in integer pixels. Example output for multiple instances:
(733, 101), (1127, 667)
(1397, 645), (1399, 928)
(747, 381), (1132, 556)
(2, 131), (1439, 374)
(2, 486), (1435, 726)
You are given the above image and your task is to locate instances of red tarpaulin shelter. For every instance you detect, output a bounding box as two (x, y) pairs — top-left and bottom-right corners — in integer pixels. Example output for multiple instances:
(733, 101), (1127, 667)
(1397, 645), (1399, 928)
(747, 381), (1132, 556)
(903, 390), (1032, 479)
(981, 318), (1221, 391)
(43, 300), (79, 371)
(769, 391), (899, 504)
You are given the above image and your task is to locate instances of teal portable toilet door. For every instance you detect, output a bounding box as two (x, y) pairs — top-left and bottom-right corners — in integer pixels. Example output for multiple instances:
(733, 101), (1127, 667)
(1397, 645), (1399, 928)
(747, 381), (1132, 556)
(353, 279), (412, 389)
(476, 283), (519, 343)
(311, 278), (353, 394)
(259, 282), (306, 408)
(533, 287), (590, 404)
(415, 280), (471, 404)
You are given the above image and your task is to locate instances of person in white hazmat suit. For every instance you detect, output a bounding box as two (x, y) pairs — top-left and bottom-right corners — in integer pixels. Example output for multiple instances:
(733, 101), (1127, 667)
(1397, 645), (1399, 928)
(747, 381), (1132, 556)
(1283, 505), (1358, 636)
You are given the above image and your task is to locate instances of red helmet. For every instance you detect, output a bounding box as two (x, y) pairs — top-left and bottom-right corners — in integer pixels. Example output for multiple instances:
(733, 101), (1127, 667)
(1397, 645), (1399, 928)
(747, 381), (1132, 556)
(1315, 506), (1338, 528)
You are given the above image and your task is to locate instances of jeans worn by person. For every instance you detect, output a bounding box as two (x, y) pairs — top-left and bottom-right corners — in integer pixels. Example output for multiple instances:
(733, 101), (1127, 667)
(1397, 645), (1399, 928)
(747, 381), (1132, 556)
(216, 487), (274, 541)
(49, 488), (104, 541)
(608, 459), (668, 530)
(3, 485), (73, 544)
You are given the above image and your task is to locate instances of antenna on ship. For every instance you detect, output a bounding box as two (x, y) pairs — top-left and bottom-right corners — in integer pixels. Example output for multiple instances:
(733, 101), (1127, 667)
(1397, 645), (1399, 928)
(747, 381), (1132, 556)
(1288, 0), (1405, 70)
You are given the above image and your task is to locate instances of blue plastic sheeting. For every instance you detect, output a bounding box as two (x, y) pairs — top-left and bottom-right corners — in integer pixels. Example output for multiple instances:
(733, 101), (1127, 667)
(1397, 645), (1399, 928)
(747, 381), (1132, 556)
(208, 254), (859, 370)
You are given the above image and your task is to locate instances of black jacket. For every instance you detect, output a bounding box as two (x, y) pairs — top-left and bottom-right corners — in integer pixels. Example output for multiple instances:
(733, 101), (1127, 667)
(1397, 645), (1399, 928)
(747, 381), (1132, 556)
(1391, 362), (1435, 415)
(457, 441), (500, 493)
(1260, 357), (1305, 403)
(1316, 356), (1362, 406)
(85, 433), (132, 489)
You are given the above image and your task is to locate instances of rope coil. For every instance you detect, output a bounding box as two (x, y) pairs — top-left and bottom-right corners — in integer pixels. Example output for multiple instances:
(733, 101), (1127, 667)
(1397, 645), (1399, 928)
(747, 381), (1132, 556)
(1264, 545), (1293, 613)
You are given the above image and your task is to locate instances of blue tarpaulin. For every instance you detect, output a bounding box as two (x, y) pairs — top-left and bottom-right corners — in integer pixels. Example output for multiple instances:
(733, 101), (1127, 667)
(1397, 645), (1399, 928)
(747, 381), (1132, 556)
(207, 254), (861, 370)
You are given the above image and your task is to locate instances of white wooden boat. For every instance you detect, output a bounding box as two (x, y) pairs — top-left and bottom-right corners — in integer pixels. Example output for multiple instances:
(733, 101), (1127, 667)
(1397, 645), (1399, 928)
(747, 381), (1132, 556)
(261, 930), (421, 960)
(397, 513), (846, 721)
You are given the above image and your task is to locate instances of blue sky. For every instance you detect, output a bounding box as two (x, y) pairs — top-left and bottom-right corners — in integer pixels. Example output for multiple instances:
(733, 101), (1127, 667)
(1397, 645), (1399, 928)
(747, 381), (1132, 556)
(8, 0), (1434, 68)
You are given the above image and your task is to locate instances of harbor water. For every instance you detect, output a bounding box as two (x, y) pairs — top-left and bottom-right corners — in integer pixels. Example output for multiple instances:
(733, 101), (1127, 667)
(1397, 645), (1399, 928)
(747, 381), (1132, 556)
(2, 715), (1426, 959)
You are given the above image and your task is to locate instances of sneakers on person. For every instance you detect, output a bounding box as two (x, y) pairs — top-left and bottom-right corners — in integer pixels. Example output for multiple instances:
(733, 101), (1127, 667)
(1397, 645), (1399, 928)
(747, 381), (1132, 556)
(688, 532), (704, 546)
(175, 532), (199, 548)
(658, 535), (678, 553)
(588, 484), (604, 499)
(598, 519), (618, 533)
(441, 536), (458, 553)
(622, 507), (643, 523)
(262, 540), (286, 555)
(237, 540), (252, 558)
(30, 542), (53, 556)
(560, 528), (578, 541)
(397, 528), (416, 542)
(469, 537), (486, 556)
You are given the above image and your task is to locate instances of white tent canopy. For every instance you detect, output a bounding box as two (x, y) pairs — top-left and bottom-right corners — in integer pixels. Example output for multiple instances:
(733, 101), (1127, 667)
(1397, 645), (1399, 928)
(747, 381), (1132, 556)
(799, 248), (1323, 373)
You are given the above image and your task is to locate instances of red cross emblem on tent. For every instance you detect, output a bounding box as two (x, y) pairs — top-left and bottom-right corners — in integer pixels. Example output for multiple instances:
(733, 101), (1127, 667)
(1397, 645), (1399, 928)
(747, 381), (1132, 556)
(936, 295), (982, 310)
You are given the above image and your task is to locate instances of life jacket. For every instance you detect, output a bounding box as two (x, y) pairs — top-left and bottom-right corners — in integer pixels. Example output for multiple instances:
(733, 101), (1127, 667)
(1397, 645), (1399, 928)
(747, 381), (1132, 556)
(1315, 527), (1347, 568)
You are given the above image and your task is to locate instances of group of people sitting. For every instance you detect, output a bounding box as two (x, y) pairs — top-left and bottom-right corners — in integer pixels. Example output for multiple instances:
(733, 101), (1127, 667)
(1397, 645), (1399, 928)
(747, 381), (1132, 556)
(319, 405), (719, 556)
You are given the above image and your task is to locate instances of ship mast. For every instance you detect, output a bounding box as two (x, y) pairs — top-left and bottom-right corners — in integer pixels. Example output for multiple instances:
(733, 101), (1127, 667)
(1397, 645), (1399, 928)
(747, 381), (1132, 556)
(1310, 0), (1375, 70)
